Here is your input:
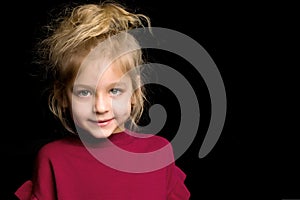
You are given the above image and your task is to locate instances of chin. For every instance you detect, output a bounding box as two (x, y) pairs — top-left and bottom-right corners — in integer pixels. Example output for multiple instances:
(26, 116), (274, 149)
(93, 130), (114, 138)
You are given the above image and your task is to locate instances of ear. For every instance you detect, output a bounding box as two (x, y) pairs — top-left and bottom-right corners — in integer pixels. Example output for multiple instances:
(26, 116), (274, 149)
(131, 75), (141, 105)
(131, 91), (137, 105)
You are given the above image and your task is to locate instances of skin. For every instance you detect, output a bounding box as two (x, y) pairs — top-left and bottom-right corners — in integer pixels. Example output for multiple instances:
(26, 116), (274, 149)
(67, 61), (135, 139)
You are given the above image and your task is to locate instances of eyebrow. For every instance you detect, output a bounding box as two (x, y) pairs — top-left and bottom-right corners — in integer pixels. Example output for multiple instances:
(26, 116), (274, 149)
(73, 81), (129, 89)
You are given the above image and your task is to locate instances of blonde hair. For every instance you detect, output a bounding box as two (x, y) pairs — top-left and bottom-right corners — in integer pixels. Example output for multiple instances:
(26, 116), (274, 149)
(36, 1), (151, 133)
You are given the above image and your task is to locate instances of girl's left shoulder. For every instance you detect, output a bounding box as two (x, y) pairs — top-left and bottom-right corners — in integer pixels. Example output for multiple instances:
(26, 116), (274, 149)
(128, 130), (172, 151)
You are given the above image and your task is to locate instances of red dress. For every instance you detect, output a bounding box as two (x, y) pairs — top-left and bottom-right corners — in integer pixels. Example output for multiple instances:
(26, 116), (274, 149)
(15, 130), (190, 200)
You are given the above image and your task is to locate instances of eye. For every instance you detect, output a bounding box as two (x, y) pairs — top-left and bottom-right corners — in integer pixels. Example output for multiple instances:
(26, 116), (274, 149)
(110, 88), (122, 96)
(75, 90), (93, 97)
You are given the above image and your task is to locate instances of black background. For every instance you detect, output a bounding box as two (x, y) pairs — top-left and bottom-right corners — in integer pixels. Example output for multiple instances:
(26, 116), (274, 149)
(1, 0), (299, 199)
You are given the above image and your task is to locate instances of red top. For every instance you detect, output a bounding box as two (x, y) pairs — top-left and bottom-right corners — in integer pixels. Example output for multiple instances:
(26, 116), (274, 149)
(15, 130), (190, 200)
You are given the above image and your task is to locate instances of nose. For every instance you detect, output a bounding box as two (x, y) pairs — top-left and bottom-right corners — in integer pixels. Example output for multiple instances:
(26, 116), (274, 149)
(93, 94), (110, 114)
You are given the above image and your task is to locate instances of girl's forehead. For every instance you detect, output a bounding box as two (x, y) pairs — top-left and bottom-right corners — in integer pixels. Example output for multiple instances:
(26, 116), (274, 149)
(74, 62), (132, 87)
(80, 60), (126, 77)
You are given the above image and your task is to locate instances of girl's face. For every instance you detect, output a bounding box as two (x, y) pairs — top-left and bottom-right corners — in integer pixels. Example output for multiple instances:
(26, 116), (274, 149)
(67, 62), (135, 138)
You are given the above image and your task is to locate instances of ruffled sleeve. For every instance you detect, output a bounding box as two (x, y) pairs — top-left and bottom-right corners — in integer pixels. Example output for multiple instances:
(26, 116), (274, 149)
(167, 164), (190, 200)
(14, 142), (57, 200)
(14, 180), (38, 200)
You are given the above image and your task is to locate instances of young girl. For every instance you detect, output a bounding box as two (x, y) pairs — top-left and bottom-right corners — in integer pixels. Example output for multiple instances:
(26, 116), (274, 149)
(15, 1), (190, 199)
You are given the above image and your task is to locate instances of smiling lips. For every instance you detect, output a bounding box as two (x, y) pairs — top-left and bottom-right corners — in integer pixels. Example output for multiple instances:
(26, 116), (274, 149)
(96, 118), (114, 127)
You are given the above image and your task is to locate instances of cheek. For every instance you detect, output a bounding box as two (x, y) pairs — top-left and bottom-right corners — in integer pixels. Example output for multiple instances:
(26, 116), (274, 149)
(71, 100), (92, 120)
(112, 97), (132, 116)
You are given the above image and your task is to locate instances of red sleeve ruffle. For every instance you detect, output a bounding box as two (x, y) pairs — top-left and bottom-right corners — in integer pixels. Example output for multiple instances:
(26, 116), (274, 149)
(14, 180), (38, 200)
(167, 165), (190, 200)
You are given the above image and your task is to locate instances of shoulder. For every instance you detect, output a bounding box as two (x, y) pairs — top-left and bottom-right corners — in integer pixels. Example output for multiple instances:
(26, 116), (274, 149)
(131, 131), (169, 142)
(37, 136), (81, 158)
(128, 131), (172, 152)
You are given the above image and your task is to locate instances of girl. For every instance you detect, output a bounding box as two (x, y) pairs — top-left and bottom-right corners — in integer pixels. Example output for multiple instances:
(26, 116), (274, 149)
(15, 1), (190, 199)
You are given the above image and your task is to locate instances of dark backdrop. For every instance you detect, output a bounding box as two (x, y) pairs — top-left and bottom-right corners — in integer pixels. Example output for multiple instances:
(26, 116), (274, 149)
(1, 0), (299, 199)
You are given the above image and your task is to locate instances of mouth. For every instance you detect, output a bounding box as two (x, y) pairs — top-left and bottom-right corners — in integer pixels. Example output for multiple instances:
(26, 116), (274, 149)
(94, 118), (114, 127)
